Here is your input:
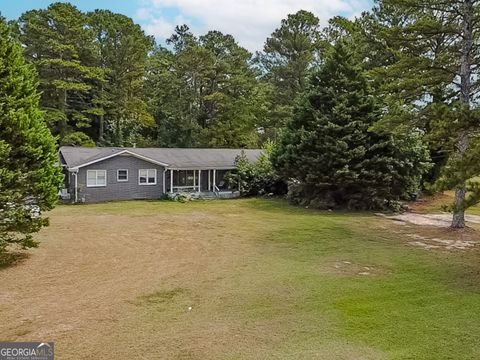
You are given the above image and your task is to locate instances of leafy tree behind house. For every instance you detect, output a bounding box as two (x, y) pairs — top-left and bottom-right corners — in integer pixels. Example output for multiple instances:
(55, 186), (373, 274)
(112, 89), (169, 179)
(13, 3), (154, 147)
(273, 41), (431, 210)
(0, 17), (63, 255)
(225, 141), (285, 196)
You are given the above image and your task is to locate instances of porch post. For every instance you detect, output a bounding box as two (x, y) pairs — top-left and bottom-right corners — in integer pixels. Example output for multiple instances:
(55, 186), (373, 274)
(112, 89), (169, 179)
(193, 170), (196, 190)
(72, 170), (78, 203)
(198, 170), (201, 192)
(213, 169), (216, 191)
(163, 169), (166, 193)
(208, 170), (211, 191)
(170, 169), (173, 193)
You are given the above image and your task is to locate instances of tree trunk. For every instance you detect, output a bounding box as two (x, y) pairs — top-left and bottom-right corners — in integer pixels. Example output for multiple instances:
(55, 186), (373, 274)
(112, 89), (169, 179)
(99, 113), (104, 144)
(98, 83), (104, 144)
(451, 0), (473, 229)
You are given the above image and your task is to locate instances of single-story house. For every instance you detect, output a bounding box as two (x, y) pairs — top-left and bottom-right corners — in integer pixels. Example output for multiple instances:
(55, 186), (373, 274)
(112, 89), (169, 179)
(59, 146), (262, 203)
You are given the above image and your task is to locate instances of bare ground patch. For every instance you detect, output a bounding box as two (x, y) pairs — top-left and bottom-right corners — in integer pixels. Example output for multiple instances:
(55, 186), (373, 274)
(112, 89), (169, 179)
(388, 212), (480, 226)
(319, 260), (391, 277)
(376, 213), (480, 251)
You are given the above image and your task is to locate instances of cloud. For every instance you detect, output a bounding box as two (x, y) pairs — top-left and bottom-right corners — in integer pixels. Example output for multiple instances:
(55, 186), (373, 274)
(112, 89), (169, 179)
(142, 15), (191, 40)
(136, 0), (372, 51)
(135, 8), (151, 21)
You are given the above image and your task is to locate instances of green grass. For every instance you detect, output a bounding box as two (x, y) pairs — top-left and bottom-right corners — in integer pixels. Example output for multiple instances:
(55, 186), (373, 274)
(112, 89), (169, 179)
(245, 200), (480, 359)
(49, 199), (480, 358)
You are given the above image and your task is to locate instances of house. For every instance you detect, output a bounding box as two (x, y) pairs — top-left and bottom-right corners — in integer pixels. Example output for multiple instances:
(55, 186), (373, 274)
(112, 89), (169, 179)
(59, 146), (262, 203)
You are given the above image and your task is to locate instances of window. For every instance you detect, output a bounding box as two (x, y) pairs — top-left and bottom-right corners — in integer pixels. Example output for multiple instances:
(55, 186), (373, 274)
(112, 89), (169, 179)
(117, 169), (128, 182)
(173, 170), (197, 187)
(87, 170), (106, 187)
(139, 169), (156, 185)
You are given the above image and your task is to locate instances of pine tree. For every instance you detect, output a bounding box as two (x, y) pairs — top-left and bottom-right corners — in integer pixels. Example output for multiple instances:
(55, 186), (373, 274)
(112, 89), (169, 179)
(87, 10), (154, 146)
(256, 10), (322, 138)
(370, 0), (480, 228)
(14, 3), (103, 144)
(0, 17), (62, 255)
(147, 26), (264, 148)
(273, 41), (430, 210)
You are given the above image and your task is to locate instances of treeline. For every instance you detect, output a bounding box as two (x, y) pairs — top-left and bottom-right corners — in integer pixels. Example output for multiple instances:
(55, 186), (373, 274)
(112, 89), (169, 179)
(7, 4), (319, 148)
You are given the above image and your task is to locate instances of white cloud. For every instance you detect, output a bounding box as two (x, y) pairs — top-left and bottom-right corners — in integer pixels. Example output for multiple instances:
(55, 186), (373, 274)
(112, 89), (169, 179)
(142, 14), (191, 40)
(136, 0), (372, 51)
(135, 8), (151, 21)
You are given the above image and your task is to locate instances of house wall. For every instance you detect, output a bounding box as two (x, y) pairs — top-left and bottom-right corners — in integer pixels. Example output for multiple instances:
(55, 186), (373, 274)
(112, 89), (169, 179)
(70, 154), (165, 203)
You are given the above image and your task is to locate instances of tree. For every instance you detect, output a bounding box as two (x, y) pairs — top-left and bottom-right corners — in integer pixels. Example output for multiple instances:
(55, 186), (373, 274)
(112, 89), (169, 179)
(256, 10), (322, 137)
(199, 31), (266, 147)
(87, 10), (154, 146)
(225, 141), (285, 196)
(273, 41), (431, 210)
(0, 17), (62, 255)
(13, 5), (154, 147)
(146, 26), (264, 148)
(146, 46), (202, 147)
(371, 0), (480, 228)
(14, 2), (102, 144)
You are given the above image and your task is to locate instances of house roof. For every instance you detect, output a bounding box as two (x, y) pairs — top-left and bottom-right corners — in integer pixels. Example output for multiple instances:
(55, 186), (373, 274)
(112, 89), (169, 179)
(59, 146), (263, 170)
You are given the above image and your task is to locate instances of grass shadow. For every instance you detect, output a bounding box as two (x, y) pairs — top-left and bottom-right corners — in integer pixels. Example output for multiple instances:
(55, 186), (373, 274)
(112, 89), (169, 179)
(0, 251), (30, 270)
(134, 288), (186, 306)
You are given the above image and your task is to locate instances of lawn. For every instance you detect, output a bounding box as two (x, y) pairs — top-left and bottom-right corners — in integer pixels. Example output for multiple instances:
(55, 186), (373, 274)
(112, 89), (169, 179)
(1, 199), (479, 359)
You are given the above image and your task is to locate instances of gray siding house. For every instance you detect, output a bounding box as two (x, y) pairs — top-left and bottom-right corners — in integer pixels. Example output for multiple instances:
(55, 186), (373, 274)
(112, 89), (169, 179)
(59, 146), (262, 203)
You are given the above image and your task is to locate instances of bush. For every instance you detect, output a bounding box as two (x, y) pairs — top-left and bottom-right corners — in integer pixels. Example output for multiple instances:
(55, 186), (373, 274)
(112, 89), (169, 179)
(163, 192), (195, 203)
(225, 141), (286, 196)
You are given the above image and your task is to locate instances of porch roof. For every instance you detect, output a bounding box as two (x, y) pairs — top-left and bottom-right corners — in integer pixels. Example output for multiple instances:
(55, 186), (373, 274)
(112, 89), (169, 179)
(60, 146), (263, 170)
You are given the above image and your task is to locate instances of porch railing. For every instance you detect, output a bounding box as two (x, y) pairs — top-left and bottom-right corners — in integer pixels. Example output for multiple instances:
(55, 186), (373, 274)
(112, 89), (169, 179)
(172, 185), (199, 193)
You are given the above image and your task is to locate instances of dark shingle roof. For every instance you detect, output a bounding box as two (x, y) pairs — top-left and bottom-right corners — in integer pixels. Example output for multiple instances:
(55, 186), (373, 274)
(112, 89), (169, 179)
(60, 146), (263, 170)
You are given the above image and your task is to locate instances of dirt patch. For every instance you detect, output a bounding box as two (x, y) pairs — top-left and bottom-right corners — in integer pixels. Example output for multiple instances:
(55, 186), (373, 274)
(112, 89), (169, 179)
(388, 213), (480, 227)
(134, 288), (187, 307)
(377, 213), (480, 251)
(405, 233), (476, 250)
(321, 260), (391, 277)
(407, 193), (452, 213)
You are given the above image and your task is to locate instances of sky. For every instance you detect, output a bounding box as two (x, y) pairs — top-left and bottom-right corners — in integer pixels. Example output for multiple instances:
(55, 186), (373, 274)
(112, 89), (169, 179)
(0, 0), (373, 51)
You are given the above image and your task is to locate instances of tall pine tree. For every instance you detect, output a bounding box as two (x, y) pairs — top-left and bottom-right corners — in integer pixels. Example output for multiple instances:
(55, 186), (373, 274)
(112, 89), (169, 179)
(273, 41), (430, 209)
(371, 0), (480, 228)
(0, 17), (62, 254)
(146, 26), (264, 148)
(88, 10), (154, 146)
(14, 2), (102, 145)
(256, 10), (322, 138)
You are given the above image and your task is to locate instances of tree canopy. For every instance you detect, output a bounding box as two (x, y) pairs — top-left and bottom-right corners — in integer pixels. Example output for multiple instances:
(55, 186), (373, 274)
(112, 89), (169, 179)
(0, 16), (62, 254)
(146, 26), (266, 148)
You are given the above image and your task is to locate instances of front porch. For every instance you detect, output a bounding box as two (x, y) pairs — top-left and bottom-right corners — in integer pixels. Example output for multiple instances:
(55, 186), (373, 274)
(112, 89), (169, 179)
(163, 169), (237, 195)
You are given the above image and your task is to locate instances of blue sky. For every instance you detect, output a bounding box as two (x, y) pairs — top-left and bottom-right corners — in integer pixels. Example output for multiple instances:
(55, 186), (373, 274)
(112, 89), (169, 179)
(1, 0), (373, 51)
